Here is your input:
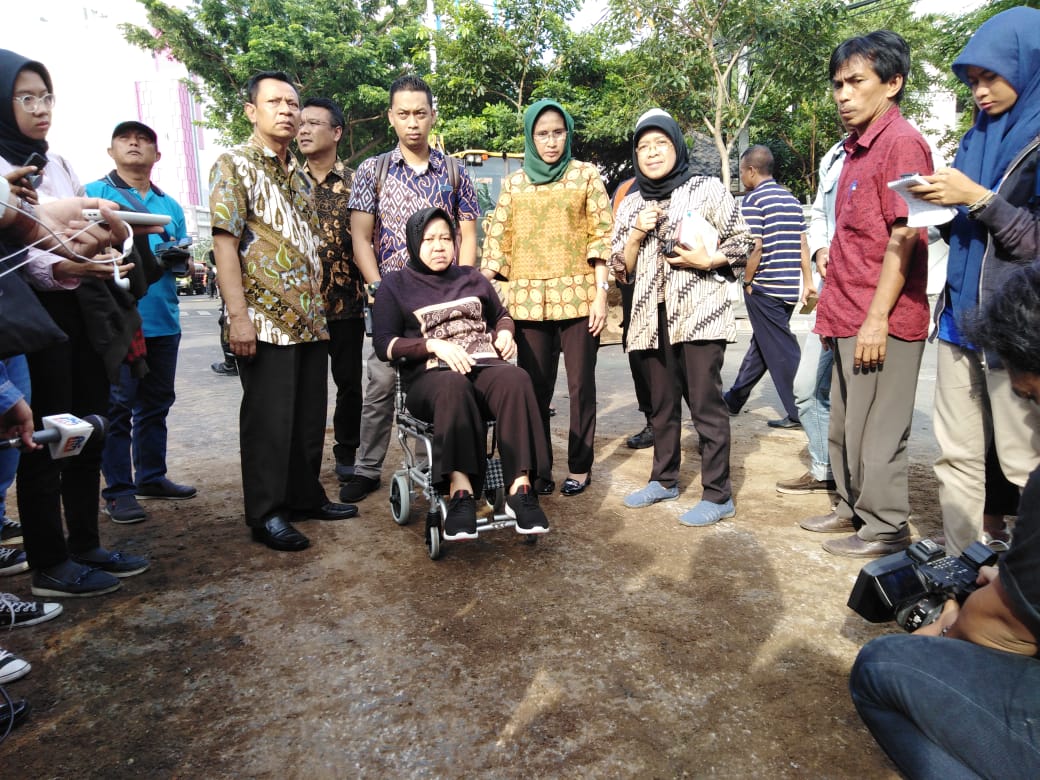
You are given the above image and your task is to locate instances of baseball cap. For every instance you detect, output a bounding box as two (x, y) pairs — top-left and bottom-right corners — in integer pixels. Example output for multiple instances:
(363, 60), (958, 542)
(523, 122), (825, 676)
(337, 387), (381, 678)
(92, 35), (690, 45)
(111, 121), (157, 143)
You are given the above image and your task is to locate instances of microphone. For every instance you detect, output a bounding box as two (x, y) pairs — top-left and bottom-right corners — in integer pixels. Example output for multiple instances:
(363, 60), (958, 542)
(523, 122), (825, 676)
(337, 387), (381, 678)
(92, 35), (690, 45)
(0, 414), (107, 459)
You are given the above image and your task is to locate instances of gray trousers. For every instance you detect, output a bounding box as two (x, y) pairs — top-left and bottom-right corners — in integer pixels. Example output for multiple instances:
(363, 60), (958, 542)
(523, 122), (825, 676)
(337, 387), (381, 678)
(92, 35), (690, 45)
(829, 336), (924, 542)
(352, 349), (396, 481)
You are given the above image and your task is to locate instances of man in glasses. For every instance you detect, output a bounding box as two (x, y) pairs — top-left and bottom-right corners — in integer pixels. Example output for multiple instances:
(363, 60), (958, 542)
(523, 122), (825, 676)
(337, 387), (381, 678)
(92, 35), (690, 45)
(297, 97), (365, 484)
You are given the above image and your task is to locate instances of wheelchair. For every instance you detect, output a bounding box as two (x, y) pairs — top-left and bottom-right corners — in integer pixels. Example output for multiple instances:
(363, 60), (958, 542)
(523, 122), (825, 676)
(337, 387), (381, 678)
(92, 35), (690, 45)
(388, 367), (538, 560)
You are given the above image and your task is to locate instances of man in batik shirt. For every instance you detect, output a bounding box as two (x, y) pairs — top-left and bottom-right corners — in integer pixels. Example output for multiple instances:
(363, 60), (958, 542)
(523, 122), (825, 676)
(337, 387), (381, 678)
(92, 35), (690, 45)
(297, 96), (365, 483)
(209, 71), (357, 553)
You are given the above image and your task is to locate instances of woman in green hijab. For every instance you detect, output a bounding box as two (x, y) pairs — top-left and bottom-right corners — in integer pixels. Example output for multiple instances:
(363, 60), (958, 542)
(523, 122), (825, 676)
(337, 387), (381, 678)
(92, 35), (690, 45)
(481, 99), (612, 498)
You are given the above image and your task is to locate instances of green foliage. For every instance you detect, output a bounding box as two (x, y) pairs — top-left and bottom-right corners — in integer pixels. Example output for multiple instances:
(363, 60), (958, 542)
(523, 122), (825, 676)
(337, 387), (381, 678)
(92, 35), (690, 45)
(123, 0), (427, 164)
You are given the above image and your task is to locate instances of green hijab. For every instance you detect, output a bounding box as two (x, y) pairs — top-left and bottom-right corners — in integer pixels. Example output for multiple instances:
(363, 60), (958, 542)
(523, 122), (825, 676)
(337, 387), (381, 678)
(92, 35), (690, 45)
(523, 99), (574, 184)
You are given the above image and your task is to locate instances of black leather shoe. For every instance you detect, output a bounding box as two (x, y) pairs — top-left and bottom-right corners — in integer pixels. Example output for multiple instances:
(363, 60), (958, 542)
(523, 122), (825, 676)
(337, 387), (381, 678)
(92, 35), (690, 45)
(304, 502), (359, 521)
(560, 475), (591, 496)
(339, 475), (381, 503)
(251, 514), (310, 551)
(767, 416), (802, 429)
(626, 425), (654, 450)
(534, 478), (555, 496)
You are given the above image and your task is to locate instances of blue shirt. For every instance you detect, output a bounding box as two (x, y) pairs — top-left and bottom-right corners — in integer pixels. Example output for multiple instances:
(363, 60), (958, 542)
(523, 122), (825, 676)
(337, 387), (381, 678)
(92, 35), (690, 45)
(84, 174), (188, 337)
(741, 178), (805, 304)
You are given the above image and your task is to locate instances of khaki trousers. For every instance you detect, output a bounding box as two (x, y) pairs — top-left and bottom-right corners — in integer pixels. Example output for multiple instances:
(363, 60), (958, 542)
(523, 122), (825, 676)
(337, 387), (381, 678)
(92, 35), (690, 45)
(934, 340), (1040, 555)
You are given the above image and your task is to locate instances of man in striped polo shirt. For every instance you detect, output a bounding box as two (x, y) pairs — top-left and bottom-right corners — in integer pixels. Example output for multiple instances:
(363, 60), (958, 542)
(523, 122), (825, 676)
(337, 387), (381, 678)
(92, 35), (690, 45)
(724, 145), (810, 429)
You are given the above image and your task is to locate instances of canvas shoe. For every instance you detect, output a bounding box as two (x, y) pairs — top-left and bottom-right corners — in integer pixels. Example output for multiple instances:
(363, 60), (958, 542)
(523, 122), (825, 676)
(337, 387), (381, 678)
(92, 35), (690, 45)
(443, 491), (479, 541)
(0, 592), (62, 628)
(0, 517), (22, 545)
(504, 486), (550, 534)
(0, 546), (28, 576)
(31, 560), (121, 598)
(623, 480), (679, 508)
(70, 548), (149, 578)
(0, 648), (30, 684)
(104, 495), (148, 524)
(678, 498), (736, 527)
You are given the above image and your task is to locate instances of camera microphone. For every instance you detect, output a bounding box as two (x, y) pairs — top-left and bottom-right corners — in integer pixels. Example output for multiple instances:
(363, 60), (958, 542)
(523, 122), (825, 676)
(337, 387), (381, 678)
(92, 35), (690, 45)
(0, 413), (107, 458)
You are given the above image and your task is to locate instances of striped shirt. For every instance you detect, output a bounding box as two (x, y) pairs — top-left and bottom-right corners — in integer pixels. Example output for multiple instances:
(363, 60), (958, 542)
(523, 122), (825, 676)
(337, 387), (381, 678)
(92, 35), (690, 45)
(742, 179), (804, 303)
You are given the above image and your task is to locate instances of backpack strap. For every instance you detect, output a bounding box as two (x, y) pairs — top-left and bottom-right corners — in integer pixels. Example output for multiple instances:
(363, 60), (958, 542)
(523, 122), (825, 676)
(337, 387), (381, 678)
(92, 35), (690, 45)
(373, 152), (392, 203)
(612, 177), (635, 218)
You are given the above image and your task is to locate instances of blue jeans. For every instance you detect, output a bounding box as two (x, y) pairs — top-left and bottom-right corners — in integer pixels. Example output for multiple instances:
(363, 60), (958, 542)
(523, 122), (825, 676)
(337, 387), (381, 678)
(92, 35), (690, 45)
(793, 331), (833, 481)
(0, 355), (31, 518)
(850, 634), (1040, 779)
(101, 333), (180, 499)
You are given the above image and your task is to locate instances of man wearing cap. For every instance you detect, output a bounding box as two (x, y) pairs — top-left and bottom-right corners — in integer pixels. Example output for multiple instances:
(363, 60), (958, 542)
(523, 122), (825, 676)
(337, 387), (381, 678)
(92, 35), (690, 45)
(85, 120), (197, 524)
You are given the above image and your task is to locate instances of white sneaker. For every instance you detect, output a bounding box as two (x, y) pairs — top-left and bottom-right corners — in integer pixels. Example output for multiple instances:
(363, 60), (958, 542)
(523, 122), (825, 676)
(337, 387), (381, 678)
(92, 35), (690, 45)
(0, 648), (30, 684)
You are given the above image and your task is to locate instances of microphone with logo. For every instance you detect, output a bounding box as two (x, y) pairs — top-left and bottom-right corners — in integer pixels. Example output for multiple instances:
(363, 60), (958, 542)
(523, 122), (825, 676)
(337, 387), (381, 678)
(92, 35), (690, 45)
(0, 414), (107, 459)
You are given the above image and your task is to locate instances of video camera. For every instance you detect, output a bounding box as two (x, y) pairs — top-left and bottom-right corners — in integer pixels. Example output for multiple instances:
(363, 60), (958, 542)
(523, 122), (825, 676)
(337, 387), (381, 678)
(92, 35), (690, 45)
(848, 538), (998, 631)
(154, 236), (193, 277)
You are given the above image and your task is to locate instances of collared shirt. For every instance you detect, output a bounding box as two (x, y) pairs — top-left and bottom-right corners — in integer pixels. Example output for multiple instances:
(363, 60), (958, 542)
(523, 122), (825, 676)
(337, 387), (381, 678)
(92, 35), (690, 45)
(347, 145), (479, 275)
(85, 171), (189, 337)
(816, 106), (931, 341)
(209, 137), (327, 344)
(304, 158), (364, 321)
(742, 178), (805, 303)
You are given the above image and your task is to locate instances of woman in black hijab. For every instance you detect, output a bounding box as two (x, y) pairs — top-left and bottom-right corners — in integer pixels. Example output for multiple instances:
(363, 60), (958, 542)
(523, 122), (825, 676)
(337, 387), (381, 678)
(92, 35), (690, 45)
(0, 48), (147, 597)
(372, 207), (550, 540)
(611, 109), (752, 527)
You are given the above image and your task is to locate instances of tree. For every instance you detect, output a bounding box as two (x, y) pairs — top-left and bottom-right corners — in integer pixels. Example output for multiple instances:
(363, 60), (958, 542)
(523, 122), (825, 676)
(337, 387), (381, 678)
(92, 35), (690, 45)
(604, 0), (846, 190)
(123, 0), (427, 164)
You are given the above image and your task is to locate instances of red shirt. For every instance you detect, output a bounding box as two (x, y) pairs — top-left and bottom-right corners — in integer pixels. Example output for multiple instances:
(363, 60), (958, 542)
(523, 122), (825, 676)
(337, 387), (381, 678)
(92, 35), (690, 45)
(815, 106), (931, 341)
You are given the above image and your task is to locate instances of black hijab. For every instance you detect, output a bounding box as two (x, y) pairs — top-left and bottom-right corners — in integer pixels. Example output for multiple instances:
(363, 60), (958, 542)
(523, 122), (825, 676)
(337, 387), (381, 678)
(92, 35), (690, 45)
(405, 207), (457, 275)
(0, 49), (52, 166)
(631, 108), (694, 201)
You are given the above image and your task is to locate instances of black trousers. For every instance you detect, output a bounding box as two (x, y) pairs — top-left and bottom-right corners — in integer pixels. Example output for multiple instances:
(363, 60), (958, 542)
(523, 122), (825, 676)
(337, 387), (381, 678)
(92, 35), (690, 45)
(620, 282), (652, 417)
(726, 290), (800, 420)
(515, 318), (598, 479)
(405, 364), (549, 498)
(328, 318), (365, 466)
(631, 304), (731, 503)
(238, 340), (329, 526)
(17, 292), (110, 570)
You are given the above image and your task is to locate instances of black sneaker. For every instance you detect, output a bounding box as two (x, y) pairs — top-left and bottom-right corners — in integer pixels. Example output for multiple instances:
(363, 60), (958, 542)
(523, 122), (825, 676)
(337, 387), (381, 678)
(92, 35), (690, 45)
(0, 546), (28, 576)
(505, 485), (550, 535)
(70, 548), (150, 578)
(136, 478), (197, 500)
(31, 560), (121, 598)
(0, 648), (30, 684)
(0, 517), (22, 545)
(443, 490), (478, 541)
(0, 592), (63, 628)
(104, 495), (148, 524)
(211, 360), (238, 376)
(339, 475), (381, 503)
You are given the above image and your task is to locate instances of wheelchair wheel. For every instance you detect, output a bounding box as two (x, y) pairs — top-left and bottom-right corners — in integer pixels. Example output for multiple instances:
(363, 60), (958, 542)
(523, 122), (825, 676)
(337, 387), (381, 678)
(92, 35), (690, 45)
(390, 472), (411, 526)
(425, 508), (443, 560)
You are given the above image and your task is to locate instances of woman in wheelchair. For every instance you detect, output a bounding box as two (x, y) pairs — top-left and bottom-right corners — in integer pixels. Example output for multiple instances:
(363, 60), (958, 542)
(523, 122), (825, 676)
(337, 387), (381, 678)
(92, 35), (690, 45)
(372, 207), (551, 541)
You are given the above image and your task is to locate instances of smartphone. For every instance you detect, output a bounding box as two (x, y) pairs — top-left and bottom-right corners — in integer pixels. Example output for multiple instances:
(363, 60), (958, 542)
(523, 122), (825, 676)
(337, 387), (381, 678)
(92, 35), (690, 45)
(23, 152), (47, 188)
(799, 293), (819, 315)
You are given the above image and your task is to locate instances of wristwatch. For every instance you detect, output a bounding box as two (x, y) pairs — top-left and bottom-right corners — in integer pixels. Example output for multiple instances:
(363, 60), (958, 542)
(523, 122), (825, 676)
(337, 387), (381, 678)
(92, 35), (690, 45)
(597, 281), (610, 292)
(367, 281), (381, 296)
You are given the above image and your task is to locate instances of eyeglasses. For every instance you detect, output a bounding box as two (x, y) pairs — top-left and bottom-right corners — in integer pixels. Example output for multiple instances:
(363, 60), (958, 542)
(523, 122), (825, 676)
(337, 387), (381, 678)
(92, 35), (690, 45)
(301, 119), (335, 129)
(636, 140), (673, 155)
(13, 94), (55, 112)
(533, 129), (567, 143)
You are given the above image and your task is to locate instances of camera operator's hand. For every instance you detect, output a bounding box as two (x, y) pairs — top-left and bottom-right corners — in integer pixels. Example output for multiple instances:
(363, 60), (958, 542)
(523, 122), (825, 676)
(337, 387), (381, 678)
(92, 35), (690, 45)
(913, 599), (960, 637)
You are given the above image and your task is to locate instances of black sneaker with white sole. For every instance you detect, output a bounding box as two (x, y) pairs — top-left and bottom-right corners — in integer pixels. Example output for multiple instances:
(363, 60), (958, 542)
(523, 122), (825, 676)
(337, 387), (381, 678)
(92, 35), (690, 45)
(0, 517), (22, 545)
(0, 593), (63, 628)
(0, 546), (28, 576)
(0, 648), (30, 684)
(443, 491), (479, 541)
(31, 560), (121, 598)
(70, 548), (150, 578)
(505, 485), (550, 534)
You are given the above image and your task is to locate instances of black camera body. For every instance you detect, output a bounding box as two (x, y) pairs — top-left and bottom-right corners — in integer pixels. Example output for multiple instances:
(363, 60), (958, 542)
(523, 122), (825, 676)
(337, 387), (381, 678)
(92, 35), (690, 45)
(848, 539), (998, 631)
(154, 236), (193, 277)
